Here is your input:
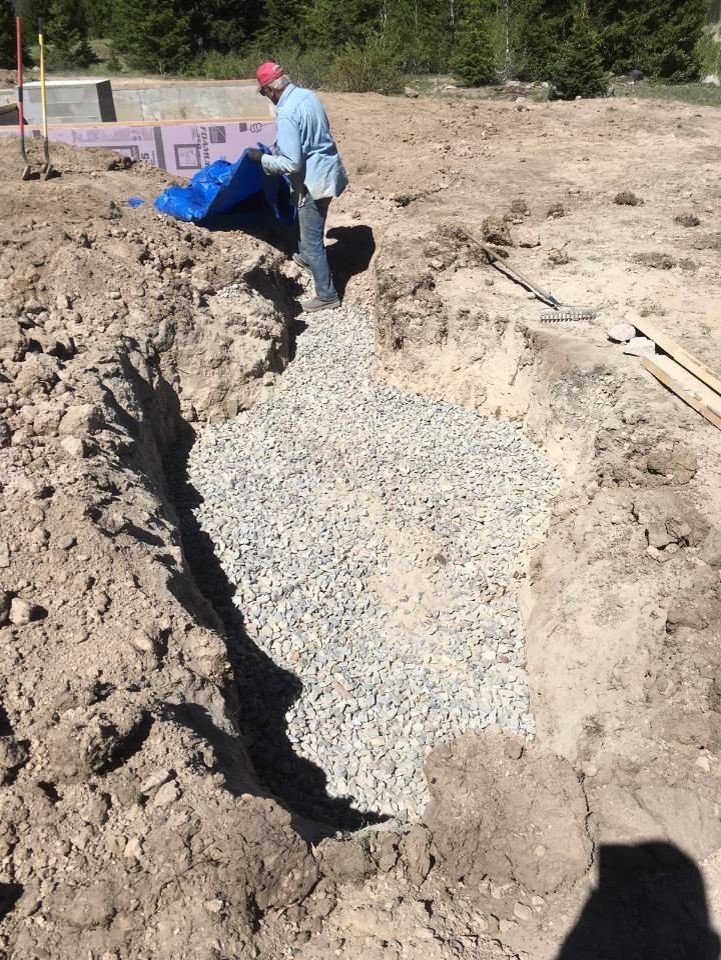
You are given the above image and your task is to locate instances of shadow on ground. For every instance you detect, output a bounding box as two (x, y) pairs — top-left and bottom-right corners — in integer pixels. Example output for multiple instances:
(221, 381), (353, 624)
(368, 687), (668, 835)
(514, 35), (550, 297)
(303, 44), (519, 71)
(557, 842), (721, 959)
(204, 195), (376, 301)
(167, 429), (385, 838)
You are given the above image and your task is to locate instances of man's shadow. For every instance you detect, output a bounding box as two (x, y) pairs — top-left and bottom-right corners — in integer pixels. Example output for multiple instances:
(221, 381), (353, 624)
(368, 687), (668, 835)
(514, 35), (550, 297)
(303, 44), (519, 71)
(557, 842), (721, 959)
(205, 196), (376, 300)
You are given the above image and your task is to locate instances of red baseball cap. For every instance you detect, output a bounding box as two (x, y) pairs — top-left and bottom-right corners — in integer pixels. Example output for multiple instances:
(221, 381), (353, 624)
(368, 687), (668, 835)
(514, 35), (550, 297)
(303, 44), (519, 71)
(256, 62), (285, 88)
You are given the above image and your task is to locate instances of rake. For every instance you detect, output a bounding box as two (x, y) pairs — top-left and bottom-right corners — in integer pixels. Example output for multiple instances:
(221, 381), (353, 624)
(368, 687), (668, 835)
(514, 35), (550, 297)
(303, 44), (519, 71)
(457, 225), (597, 322)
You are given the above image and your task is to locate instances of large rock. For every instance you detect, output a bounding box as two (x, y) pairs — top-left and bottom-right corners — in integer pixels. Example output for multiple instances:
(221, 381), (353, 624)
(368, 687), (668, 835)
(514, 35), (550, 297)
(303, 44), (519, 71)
(424, 731), (593, 897)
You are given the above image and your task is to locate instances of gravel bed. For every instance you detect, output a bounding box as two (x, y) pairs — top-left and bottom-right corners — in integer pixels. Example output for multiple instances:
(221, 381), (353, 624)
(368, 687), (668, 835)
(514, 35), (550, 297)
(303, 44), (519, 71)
(182, 297), (558, 821)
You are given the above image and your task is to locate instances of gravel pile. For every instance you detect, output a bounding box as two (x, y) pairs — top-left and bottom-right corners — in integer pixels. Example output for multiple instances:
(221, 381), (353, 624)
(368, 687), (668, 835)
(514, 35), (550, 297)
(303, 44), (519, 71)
(183, 298), (557, 821)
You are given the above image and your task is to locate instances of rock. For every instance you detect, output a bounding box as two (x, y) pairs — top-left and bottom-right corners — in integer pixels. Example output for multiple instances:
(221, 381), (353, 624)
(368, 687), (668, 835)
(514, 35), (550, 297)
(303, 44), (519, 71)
(548, 247), (570, 266)
(151, 779), (180, 808)
(513, 902), (533, 922)
(404, 86), (420, 98)
(702, 73), (720, 87)
(425, 731), (592, 897)
(518, 230), (541, 249)
(318, 837), (372, 885)
(606, 323), (636, 343)
(546, 202), (565, 219)
(482, 217), (514, 247)
(646, 444), (697, 483)
(9, 598), (33, 625)
(0, 737), (29, 784)
(45, 706), (149, 783)
(141, 769), (173, 794)
(60, 435), (88, 458)
(58, 404), (104, 437)
(123, 836), (143, 859)
(622, 336), (655, 358)
(666, 604), (708, 632)
(0, 416), (10, 448)
(204, 899), (224, 914)
(699, 529), (721, 568)
(401, 824), (432, 886)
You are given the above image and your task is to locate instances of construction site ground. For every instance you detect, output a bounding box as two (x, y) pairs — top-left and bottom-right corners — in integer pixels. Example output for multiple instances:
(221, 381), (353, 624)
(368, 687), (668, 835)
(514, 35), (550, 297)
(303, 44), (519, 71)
(0, 88), (721, 959)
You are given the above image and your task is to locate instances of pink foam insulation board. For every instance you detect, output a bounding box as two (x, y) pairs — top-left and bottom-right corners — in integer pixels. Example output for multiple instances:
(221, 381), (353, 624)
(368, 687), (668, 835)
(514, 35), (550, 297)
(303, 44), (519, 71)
(0, 117), (276, 176)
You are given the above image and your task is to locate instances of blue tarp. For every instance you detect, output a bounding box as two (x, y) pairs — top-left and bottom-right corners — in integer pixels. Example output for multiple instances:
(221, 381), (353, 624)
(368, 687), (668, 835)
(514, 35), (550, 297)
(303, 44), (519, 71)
(153, 145), (295, 225)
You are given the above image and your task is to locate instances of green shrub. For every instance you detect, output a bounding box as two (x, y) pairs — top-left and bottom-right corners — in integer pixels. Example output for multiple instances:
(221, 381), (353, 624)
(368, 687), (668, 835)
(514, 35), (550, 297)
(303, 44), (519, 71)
(325, 43), (402, 94)
(550, 4), (607, 98)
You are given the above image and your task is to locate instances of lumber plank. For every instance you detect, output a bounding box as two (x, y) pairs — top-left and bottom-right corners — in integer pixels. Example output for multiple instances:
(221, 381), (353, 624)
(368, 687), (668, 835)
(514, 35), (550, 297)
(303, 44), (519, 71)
(633, 316), (721, 397)
(641, 354), (721, 431)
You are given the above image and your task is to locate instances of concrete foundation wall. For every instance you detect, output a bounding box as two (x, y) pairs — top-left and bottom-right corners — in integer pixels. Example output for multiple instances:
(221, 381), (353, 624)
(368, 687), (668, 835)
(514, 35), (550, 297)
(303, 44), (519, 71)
(22, 80), (117, 125)
(111, 80), (271, 123)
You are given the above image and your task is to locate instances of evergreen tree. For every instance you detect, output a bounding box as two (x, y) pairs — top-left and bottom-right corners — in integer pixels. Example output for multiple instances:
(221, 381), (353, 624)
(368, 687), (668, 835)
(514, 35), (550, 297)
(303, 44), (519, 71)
(450, 0), (496, 84)
(381, 0), (452, 72)
(15, 0), (41, 32)
(550, 1), (606, 97)
(641, 0), (706, 80)
(0, 0), (14, 69)
(257, 0), (305, 50)
(189, 0), (255, 53)
(46, 0), (92, 66)
(590, 0), (706, 79)
(110, 0), (191, 73)
(516, 0), (572, 79)
(304, 0), (380, 50)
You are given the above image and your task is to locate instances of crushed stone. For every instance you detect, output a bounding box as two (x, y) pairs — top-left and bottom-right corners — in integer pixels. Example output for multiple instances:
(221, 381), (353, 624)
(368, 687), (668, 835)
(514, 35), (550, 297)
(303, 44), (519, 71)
(183, 298), (558, 821)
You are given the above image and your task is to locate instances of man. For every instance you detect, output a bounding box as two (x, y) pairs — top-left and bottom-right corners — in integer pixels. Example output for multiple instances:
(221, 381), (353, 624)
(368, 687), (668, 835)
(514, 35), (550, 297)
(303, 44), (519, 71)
(246, 62), (348, 314)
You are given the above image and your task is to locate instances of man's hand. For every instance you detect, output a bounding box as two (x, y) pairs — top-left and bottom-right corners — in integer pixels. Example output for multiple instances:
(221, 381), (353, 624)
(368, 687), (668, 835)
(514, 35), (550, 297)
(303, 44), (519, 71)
(245, 147), (264, 165)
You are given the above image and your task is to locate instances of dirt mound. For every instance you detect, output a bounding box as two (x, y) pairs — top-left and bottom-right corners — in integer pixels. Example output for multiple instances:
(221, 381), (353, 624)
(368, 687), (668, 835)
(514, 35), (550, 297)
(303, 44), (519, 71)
(0, 146), (314, 958)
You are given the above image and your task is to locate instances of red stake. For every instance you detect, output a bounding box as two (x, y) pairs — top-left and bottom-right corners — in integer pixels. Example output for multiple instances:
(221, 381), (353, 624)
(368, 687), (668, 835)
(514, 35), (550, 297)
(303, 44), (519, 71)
(16, 16), (31, 181)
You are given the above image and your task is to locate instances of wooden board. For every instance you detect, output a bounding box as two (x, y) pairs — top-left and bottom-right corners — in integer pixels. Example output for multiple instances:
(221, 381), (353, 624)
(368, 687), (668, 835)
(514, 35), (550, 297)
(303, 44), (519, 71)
(641, 354), (721, 431)
(633, 316), (721, 396)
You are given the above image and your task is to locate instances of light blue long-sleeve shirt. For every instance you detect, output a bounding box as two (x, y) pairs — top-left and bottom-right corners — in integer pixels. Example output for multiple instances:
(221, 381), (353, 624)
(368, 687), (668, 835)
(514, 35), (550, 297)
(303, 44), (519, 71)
(260, 84), (348, 206)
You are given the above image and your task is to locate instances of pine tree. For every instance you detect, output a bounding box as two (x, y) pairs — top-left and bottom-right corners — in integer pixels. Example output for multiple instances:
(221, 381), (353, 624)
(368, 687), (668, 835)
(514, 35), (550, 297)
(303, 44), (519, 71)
(46, 0), (88, 67)
(381, 0), (452, 72)
(516, 0), (573, 79)
(641, 0), (706, 80)
(0, 0), (14, 70)
(111, 0), (191, 73)
(590, 0), (706, 79)
(303, 0), (381, 50)
(550, 1), (606, 97)
(450, 0), (496, 84)
(257, 0), (305, 50)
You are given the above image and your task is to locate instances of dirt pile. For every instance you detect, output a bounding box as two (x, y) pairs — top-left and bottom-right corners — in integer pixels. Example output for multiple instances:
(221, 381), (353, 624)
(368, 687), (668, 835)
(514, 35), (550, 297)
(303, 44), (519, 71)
(371, 214), (721, 954)
(0, 141), (318, 959)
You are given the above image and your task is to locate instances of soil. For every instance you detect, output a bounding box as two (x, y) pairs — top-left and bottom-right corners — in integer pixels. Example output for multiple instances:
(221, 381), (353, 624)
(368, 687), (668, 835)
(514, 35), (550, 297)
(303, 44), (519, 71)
(0, 88), (720, 959)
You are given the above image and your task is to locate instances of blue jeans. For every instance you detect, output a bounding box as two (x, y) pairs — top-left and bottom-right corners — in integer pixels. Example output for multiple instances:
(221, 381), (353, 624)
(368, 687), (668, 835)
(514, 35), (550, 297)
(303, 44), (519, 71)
(298, 195), (338, 302)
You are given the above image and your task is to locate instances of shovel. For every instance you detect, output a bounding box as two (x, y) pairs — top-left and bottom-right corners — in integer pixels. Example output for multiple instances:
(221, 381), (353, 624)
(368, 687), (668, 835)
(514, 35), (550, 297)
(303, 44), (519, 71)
(15, 17), (31, 181)
(37, 18), (53, 180)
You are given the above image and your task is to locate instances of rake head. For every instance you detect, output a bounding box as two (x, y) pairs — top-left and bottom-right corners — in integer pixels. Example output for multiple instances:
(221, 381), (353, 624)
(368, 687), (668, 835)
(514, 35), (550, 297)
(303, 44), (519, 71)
(539, 307), (597, 323)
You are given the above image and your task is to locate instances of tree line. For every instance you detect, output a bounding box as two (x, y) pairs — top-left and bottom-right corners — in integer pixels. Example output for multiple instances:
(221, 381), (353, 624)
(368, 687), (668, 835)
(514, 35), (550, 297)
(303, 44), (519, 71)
(0, 0), (714, 95)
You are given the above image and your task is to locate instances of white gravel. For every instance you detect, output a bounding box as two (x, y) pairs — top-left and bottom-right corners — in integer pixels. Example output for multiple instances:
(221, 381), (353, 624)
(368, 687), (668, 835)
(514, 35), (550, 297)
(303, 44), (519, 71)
(183, 297), (558, 821)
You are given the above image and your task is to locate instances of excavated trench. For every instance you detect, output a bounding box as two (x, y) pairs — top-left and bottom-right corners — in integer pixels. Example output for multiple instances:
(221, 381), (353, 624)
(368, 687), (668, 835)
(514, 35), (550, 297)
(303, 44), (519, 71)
(170, 272), (560, 829)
